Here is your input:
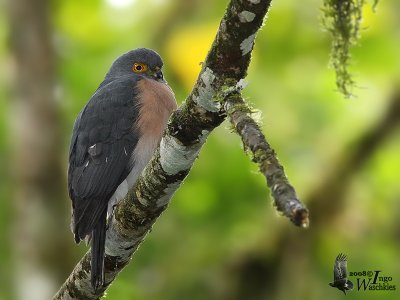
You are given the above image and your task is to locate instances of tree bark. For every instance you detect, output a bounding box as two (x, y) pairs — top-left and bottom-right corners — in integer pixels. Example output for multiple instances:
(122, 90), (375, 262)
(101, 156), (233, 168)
(225, 92), (308, 227)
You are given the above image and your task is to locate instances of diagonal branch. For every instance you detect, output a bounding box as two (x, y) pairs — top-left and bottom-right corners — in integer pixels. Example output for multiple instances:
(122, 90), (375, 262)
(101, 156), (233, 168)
(54, 0), (306, 299)
(224, 92), (309, 227)
(221, 87), (400, 299)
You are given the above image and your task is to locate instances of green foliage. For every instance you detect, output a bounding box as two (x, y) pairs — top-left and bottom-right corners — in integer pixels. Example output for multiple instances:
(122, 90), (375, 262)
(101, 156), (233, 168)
(322, 0), (377, 98)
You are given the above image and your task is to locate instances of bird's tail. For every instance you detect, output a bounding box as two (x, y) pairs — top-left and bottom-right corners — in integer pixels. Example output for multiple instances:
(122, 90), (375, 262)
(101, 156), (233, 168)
(91, 209), (107, 290)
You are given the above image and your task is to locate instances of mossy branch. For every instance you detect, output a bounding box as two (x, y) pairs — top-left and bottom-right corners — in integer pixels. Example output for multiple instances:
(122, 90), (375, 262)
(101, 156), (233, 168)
(224, 92), (309, 227)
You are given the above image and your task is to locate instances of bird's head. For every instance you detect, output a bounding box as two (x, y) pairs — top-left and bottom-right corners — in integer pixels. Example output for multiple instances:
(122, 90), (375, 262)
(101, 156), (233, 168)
(106, 48), (165, 82)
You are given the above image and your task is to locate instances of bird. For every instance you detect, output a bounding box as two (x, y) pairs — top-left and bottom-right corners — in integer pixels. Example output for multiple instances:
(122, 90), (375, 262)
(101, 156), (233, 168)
(329, 253), (354, 294)
(68, 48), (177, 290)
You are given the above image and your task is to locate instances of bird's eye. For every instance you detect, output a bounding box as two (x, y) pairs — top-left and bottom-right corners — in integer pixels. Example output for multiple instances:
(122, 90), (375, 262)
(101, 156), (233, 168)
(132, 63), (148, 73)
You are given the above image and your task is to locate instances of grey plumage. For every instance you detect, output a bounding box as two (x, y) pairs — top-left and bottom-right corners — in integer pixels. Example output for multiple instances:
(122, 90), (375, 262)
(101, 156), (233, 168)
(68, 48), (176, 289)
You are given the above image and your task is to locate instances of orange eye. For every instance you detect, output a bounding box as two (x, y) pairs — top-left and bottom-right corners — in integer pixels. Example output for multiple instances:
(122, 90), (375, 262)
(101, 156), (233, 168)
(132, 63), (148, 73)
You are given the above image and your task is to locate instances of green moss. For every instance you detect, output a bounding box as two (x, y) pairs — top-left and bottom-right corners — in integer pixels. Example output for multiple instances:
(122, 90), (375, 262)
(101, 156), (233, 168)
(372, 0), (379, 11)
(322, 0), (378, 98)
(253, 148), (266, 164)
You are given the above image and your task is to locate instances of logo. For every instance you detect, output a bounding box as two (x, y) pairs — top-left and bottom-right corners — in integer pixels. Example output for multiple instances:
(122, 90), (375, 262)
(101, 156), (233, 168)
(329, 253), (354, 294)
(329, 253), (396, 294)
(350, 270), (396, 291)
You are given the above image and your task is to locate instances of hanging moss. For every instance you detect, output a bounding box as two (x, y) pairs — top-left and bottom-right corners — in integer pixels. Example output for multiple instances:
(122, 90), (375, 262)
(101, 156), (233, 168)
(322, 0), (378, 98)
(373, 0), (379, 11)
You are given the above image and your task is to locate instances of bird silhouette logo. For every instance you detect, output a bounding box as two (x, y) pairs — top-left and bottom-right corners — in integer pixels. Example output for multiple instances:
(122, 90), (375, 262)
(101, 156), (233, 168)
(329, 253), (354, 294)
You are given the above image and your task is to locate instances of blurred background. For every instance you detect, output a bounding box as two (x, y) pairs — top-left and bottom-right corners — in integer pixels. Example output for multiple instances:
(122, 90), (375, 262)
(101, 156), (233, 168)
(0, 0), (399, 299)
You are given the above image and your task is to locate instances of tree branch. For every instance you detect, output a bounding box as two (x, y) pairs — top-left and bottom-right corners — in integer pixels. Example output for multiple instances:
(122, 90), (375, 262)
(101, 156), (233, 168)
(224, 92), (309, 227)
(221, 87), (400, 299)
(54, 0), (307, 298)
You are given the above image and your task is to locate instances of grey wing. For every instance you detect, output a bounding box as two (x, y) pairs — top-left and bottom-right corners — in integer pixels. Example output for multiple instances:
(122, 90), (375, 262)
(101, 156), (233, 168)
(68, 78), (140, 241)
(333, 253), (348, 281)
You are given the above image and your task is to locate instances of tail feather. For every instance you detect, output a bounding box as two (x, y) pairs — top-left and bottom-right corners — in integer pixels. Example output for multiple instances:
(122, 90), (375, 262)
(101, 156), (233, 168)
(91, 209), (107, 290)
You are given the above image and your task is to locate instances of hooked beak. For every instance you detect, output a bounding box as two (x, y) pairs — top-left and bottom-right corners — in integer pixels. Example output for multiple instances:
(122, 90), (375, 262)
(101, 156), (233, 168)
(154, 70), (165, 82)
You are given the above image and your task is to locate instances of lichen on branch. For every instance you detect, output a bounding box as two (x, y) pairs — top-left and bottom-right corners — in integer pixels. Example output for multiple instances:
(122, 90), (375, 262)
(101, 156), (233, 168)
(224, 92), (309, 227)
